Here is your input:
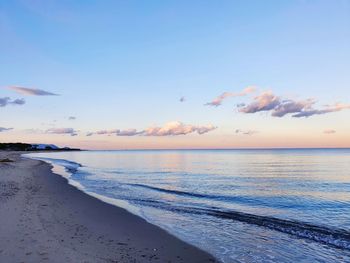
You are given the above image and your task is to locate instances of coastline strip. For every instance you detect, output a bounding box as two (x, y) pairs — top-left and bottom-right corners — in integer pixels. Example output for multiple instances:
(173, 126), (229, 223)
(0, 151), (217, 263)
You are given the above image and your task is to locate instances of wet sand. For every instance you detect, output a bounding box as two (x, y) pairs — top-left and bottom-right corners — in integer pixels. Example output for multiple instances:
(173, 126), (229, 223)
(0, 151), (218, 263)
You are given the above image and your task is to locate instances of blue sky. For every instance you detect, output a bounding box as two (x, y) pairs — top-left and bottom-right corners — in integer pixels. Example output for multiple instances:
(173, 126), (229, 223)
(1, 0), (349, 149)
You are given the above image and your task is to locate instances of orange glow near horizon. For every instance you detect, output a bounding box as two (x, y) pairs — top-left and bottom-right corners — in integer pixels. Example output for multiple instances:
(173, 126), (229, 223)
(2, 131), (349, 150)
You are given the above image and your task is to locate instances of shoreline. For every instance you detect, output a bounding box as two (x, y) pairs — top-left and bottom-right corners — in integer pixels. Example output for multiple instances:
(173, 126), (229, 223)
(0, 151), (218, 263)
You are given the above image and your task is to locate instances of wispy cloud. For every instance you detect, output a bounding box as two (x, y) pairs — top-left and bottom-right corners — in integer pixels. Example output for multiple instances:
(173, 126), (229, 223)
(95, 129), (120, 135)
(238, 91), (350, 118)
(0, 127), (13, 132)
(205, 86), (256, 107)
(24, 128), (43, 134)
(0, 97), (25, 107)
(324, 129), (336, 134)
(292, 103), (350, 118)
(235, 129), (259, 136)
(46, 128), (77, 136)
(87, 129), (141, 136)
(87, 121), (217, 137)
(8, 86), (59, 96)
(68, 116), (76, 120)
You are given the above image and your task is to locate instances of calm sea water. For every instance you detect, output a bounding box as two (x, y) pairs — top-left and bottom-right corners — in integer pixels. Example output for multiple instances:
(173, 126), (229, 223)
(26, 149), (350, 263)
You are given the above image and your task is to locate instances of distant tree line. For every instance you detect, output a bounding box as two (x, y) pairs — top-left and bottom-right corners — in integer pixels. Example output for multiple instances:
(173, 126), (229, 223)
(0, 143), (33, 151)
(0, 143), (80, 151)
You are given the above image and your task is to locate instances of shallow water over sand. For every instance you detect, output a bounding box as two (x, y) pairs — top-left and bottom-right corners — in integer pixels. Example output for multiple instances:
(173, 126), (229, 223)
(27, 149), (350, 263)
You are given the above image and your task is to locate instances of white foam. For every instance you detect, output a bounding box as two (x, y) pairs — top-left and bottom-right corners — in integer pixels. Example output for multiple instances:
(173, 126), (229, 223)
(23, 153), (142, 218)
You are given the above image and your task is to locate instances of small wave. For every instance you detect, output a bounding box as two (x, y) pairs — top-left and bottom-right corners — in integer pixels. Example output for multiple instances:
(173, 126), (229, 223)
(127, 183), (210, 198)
(130, 198), (350, 250)
(105, 170), (188, 176)
(34, 157), (82, 173)
(126, 183), (347, 210)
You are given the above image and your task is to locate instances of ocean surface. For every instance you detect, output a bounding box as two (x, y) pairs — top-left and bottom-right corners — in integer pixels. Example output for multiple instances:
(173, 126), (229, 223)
(26, 149), (350, 263)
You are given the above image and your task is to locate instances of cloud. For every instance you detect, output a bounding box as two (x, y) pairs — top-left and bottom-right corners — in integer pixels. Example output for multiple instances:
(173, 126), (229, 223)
(324, 129), (336, 134)
(235, 129), (259, 136)
(68, 116), (76, 120)
(8, 86), (59, 96)
(11, 98), (26, 105)
(0, 97), (26, 107)
(292, 103), (350, 118)
(179, 96), (186, 102)
(46, 128), (77, 136)
(239, 91), (350, 118)
(239, 91), (280, 113)
(0, 127), (13, 132)
(95, 129), (120, 135)
(87, 121), (217, 137)
(144, 121), (216, 136)
(117, 129), (144, 136)
(87, 129), (143, 136)
(272, 99), (316, 117)
(205, 92), (232, 107)
(236, 103), (246, 108)
(196, 125), (217, 135)
(205, 86), (256, 107)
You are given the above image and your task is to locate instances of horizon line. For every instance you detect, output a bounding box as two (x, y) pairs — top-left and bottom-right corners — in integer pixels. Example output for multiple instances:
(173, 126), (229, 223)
(82, 147), (350, 151)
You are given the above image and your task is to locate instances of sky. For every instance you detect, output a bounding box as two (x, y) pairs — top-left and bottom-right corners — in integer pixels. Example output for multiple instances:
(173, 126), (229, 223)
(1, 0), (350, 149)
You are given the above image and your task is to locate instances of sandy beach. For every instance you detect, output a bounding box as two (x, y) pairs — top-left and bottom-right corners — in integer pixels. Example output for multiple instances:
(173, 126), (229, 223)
(0, 151), (217, 263)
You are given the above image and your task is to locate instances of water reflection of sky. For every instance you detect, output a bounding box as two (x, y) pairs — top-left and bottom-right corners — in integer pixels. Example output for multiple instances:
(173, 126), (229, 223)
(26, 149), (350, 263)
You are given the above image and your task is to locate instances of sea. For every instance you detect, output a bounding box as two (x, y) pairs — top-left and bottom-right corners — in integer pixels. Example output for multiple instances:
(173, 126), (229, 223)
(25, 149), (350, 263)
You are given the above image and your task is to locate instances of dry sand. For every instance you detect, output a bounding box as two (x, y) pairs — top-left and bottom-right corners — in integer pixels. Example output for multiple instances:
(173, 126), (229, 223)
(0, 151), (218, 263)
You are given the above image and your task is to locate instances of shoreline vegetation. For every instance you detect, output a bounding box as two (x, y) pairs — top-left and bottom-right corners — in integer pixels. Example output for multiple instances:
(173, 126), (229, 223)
(0, 143), (81, 151)
(0, 151), (217, 262)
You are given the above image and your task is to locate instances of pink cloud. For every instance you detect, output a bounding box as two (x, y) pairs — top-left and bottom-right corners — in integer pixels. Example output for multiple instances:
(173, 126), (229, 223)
(87, 121), (217, 137)
(8, 86), (58, 96)
(239, 91), (280, 113)
(205, 86), (256, 107)
(144, 121), (216, 136)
